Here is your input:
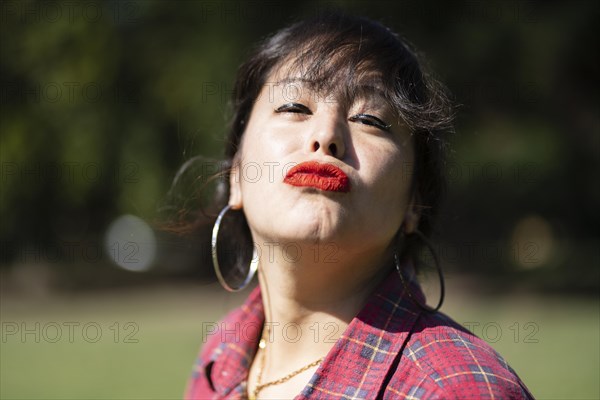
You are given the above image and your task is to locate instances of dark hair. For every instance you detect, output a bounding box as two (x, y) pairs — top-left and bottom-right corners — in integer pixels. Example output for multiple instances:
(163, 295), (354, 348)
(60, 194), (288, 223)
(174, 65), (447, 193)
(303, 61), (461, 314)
(166, 11), (453, 275)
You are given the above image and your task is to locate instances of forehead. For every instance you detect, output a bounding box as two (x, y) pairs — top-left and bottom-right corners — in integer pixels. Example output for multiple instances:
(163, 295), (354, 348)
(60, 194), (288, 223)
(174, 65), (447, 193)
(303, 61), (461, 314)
(264, 59), (390, 107)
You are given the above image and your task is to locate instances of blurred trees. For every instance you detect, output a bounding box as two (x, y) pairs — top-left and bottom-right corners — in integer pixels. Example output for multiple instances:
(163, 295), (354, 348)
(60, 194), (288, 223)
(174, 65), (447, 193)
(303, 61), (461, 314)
(1, 0), (598, 292)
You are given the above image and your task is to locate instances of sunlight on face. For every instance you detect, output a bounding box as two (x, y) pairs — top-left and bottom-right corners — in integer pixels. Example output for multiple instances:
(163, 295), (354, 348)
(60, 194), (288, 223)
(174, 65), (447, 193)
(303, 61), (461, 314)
(229, 64), (416, 263)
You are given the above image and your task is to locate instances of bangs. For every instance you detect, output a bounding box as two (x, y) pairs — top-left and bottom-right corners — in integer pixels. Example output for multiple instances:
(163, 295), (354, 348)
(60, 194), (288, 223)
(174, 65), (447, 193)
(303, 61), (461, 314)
(256, 13), (450, 132)
(271, 45), (392, 112)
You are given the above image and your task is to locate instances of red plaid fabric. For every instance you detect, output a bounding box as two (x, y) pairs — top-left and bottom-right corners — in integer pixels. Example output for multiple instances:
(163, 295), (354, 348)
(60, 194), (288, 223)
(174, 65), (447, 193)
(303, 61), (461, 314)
(185, 268), (534, 399)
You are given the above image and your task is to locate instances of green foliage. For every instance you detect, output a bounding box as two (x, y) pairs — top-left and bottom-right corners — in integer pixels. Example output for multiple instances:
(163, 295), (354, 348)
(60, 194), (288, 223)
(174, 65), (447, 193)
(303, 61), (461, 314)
(1, 1), (598, 286)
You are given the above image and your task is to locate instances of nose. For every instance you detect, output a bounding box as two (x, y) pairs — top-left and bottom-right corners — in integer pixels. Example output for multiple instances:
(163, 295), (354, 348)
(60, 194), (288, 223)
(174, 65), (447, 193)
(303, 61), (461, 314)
(308, 110), (347, 159)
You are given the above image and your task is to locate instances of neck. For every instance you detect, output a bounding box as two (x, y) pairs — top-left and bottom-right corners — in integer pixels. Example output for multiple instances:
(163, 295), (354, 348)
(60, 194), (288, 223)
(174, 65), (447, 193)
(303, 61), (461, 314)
(256, 240), (393, 364)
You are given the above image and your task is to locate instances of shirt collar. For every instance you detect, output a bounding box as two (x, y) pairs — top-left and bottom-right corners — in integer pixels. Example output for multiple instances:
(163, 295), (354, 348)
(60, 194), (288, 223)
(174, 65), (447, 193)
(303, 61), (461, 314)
(206, 267), (425, 398)
(208, 285), (264, 396)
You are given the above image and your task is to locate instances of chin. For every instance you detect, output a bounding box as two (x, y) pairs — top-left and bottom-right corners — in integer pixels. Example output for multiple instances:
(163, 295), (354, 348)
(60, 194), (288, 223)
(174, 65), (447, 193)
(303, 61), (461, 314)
(247, 193), (352, 244)
(278, 211), (347, 244)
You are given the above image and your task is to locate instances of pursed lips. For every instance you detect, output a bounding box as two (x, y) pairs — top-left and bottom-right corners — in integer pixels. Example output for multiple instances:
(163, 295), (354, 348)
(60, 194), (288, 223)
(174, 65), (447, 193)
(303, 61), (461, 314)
(283, 161), (350, 193)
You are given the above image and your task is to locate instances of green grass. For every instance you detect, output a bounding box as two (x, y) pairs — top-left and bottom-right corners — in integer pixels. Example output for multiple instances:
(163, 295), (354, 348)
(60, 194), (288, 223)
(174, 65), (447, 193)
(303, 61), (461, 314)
(1, 281), (598, 399)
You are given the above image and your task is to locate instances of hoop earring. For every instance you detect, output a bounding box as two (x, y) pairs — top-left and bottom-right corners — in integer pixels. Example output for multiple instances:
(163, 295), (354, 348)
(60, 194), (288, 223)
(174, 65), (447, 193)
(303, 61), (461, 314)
(395, 230), (445, 313)
(211, 204), (258, 292)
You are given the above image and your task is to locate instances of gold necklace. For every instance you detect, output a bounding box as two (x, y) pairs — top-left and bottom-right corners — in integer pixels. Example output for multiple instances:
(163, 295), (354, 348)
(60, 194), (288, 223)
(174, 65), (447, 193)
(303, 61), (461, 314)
(249, 329), (324, 399)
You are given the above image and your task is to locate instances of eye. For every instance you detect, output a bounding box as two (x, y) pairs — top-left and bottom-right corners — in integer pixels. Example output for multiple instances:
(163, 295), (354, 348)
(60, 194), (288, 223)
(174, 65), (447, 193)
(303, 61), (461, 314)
(275, 103), (312, 114)
(349, 113), (392, 132)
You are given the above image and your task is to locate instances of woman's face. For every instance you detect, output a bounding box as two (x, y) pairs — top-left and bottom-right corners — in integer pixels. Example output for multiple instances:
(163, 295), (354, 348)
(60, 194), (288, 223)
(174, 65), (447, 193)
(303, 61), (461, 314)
(229, 65), (417, 260)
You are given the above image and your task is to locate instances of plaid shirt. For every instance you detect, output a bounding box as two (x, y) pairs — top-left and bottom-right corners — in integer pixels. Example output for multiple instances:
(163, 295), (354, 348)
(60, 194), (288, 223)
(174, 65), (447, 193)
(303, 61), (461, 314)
(185, 269), (533, 399)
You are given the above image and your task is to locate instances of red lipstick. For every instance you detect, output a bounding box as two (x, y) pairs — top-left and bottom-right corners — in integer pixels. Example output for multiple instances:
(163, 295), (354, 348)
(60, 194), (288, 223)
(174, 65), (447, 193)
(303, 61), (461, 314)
(284, 161), (350, 193)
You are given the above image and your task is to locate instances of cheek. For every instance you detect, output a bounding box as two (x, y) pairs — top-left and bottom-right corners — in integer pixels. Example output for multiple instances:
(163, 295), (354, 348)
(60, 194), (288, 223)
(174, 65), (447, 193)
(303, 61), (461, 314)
(237, 129), (304, 191)
(236, 133), (287, 202)
(239, 113), (297, 161)
(358, 143), (414, 216)
(361, 139), (413, 185)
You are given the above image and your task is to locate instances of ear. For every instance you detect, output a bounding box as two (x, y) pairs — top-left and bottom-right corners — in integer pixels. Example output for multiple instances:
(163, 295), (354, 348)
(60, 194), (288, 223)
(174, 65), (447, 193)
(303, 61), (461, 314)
(228, 160), (243, 210)
(403, 193), (421, 234)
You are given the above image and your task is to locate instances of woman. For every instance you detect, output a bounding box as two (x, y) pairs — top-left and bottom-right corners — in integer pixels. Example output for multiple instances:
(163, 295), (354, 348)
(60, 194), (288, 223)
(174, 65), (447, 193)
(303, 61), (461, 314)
(183, 12), (533, 400)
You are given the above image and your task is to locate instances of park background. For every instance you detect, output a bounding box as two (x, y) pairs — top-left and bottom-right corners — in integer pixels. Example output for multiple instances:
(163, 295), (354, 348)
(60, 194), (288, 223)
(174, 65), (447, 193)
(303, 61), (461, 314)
(1, 0), (598, 399)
